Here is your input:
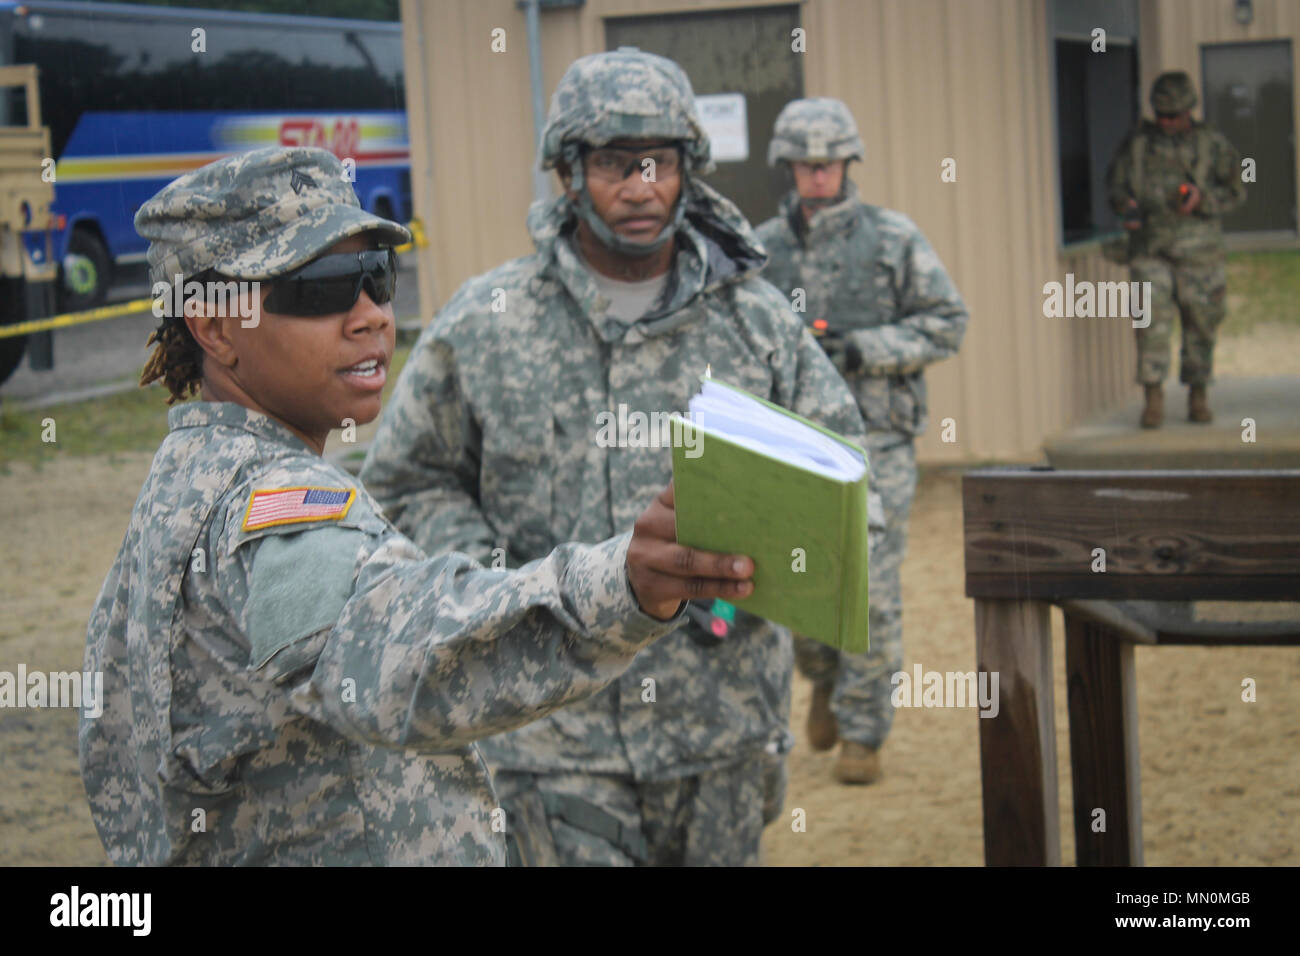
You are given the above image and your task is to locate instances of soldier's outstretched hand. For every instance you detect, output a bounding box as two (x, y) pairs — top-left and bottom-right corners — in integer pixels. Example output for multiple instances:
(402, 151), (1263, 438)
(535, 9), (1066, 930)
(626, 482), (754, 620)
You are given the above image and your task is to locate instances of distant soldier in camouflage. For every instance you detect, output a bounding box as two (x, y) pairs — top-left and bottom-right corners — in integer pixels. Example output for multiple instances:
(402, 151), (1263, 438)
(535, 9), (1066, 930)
(79, 146), (756, 866)
(1105, 70), (1246, 427)
(756, 98), (969, 785)
(362, 52), (880, 865)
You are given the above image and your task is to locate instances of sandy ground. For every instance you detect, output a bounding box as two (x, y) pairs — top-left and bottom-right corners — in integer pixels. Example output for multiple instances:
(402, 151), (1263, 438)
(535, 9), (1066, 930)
(0, 452), (151, 866)
(766, 466), (1300, 866)
(2, 446), (1296, 866)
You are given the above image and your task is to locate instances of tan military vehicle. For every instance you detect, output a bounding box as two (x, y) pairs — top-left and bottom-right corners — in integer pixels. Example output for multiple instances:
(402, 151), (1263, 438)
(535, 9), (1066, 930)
(0, 64), (56, 385)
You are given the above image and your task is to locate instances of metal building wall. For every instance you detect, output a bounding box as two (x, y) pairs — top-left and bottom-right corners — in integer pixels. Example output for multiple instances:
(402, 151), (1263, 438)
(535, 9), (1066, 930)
(400, 0), (1146, 461)
(1143, 0), (1300, 84)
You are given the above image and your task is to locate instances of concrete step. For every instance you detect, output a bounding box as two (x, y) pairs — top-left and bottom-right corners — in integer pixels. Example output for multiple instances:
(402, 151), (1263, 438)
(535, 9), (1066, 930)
(1044, 376), (1300, 470)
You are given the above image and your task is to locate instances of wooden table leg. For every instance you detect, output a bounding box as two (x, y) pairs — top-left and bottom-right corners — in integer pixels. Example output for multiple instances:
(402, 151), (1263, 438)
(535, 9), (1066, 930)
(976, 598), (1059, 866)
(1065, 612), (1143, 866)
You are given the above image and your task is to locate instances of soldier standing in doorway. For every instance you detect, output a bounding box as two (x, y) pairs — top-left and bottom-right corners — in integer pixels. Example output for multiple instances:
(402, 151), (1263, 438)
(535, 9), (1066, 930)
(1105, 70), (1246, 428)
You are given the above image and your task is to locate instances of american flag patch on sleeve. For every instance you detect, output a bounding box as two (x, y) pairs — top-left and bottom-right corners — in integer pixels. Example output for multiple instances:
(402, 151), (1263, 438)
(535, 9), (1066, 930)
(242, 486), (357, 532)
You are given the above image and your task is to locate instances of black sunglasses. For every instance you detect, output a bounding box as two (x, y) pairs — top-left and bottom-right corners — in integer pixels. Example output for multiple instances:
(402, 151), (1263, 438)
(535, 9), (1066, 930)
(262, 248), (397, 317)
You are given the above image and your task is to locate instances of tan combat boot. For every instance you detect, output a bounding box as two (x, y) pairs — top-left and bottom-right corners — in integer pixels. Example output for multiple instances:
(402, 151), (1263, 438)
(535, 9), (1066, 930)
(834, 742), (881, 784)
(1140, 384), (1164, 429)
(1188, 384), (1212, 423)
(807, 683), (839, 751)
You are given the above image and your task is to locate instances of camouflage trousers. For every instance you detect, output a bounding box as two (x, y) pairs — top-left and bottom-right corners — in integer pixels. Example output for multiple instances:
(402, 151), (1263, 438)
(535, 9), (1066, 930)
(1130, 254), (1227, 386)
(493, 751), (776, 866)
(794, 436), (916, 747)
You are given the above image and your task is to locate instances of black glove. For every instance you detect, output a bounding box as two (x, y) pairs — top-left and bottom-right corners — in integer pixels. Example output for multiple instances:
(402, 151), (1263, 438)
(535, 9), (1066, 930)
(815, 327), (863, 375)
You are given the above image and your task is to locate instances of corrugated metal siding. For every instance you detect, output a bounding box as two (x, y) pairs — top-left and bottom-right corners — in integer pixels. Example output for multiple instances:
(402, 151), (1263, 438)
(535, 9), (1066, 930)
(402, 1), (530, 305)
(1061, 246), (1140, 424)
(1146, 0), (1300, 67)
(403, 0), (1282, 460)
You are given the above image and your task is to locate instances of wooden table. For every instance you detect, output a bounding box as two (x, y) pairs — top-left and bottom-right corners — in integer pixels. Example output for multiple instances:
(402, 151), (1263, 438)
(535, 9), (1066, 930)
(962, 468), (1300, 866)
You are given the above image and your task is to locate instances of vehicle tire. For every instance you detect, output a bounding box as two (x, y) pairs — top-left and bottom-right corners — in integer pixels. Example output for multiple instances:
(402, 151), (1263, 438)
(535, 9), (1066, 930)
(0, 337), (24, 387)
(59, 226), (111, 313)
(0, 277), (28, 387)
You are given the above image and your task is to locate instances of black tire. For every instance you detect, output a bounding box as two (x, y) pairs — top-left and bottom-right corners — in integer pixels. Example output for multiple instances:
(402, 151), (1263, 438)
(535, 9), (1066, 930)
(59, 226), (112, 313)
(0, 277), (28, 387)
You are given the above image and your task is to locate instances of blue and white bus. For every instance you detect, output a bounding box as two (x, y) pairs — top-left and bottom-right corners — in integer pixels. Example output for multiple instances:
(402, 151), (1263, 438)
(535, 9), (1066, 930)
(0, 0), (410, 312)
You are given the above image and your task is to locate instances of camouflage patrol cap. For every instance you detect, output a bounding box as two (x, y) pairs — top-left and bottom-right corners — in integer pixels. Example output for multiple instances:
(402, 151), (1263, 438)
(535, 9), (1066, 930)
(539, 48), (713, 173)
(1150, 71), (1198, 113)
(135, 146), (411, 287)
(768, 98), (865, 166)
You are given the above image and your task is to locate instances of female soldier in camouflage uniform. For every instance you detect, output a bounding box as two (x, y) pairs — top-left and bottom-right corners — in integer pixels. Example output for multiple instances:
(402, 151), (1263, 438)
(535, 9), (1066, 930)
(79, 146), (753, 865)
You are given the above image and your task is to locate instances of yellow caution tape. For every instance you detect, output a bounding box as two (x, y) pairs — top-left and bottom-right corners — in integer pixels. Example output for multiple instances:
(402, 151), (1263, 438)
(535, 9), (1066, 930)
(0, 220), (429, 339)
(0, 296), (155, 338)
(393, 217), (428, 254)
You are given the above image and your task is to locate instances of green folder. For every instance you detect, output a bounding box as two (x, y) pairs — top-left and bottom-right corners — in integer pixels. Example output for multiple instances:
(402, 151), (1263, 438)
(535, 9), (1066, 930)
(671, 379), (870, 653)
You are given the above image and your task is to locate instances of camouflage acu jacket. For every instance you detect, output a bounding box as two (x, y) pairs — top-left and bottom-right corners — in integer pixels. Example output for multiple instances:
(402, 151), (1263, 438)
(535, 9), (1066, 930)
(755, 182), (969, 440)
(1105, 120), (1246, 259)
(79, 402), (678, 865)
(361, 178), (876, 780)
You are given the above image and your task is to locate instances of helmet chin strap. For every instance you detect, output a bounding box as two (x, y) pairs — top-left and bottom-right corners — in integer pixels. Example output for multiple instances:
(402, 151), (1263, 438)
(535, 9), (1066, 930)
(566, 142), (687, 259)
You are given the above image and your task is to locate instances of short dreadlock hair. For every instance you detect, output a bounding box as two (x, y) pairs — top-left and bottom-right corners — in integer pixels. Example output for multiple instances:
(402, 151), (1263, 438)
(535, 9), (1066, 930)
(139, 270), (223, 405)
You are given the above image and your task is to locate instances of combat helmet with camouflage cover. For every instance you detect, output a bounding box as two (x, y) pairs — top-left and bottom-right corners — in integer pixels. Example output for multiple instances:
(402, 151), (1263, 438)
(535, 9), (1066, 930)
(539, 48), (712, 257)
(768, 97), (865, 166)
(1150, 71), (1198, 114)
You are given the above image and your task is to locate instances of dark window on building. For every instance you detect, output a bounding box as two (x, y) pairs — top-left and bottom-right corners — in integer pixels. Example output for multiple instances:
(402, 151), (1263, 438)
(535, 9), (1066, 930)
(1051, 0), (1140, 245)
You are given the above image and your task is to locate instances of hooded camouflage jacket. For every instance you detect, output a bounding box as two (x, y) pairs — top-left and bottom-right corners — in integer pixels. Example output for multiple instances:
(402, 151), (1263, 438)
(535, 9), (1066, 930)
(755, 182), (969, 441)
(79, 402), (678, 865)
(361, 179), (876, 780)
(1105, 120), (1246, 259)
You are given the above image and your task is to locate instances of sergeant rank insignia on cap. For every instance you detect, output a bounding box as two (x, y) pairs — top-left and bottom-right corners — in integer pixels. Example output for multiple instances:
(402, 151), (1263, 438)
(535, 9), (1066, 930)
(242, 486), (356, 531)
(290, 169), (318, 195)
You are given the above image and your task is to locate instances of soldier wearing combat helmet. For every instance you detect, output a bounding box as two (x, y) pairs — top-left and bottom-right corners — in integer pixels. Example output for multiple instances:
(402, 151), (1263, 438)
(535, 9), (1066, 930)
(1105, 70), (1246, 427)
(363, 51), (882, 865)
(757, 98), (970, 786)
